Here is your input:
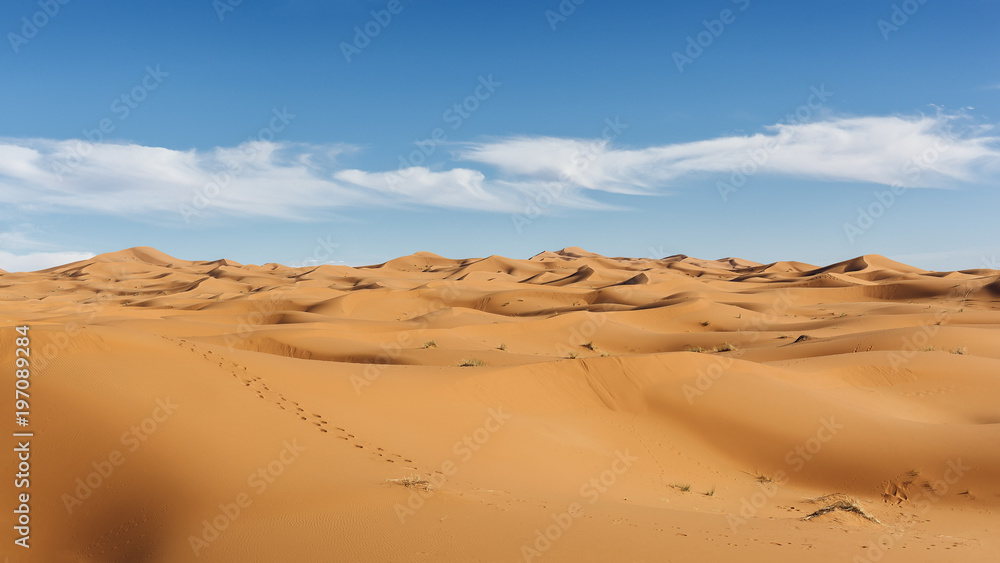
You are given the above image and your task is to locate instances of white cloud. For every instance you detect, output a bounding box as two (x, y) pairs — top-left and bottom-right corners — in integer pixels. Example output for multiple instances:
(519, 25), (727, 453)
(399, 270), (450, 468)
(0, 251), (95, 272)
(0, 228), (55, 251)
(0, 228), (93, 272)
(0, 114), (996, 223)
(333, 167), (522, 212)
(459, 115), (1000, 191)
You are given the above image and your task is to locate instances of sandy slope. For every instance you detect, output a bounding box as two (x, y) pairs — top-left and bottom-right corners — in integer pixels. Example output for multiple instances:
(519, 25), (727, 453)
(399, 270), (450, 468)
(1, 246), (998, 562)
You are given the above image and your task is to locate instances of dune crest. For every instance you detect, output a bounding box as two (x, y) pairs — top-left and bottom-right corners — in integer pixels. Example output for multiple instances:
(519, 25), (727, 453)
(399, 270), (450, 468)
(1, 247), (998, 562)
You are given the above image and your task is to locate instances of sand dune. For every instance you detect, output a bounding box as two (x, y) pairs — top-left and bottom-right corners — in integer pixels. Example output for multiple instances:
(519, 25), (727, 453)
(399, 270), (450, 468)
(1, 247), (998, 562)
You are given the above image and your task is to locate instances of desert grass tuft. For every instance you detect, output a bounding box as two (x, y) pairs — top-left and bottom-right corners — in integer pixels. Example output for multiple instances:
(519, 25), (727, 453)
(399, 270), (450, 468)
(386, 475), (432, 491)
(743, 469), (773, 484)
(801, 494), (881, 524)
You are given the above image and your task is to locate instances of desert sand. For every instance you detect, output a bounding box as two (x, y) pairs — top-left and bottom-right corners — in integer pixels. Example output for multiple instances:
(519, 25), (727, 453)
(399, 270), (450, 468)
(1, 246), (999, 562)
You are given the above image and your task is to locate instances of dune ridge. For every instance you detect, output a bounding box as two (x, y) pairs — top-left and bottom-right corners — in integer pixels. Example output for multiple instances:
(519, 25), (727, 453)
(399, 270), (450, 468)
(1, 246), (998, 562)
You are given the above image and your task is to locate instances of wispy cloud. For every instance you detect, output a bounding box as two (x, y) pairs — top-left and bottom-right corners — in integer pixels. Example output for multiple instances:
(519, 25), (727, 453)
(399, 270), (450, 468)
(0, 114), (996, 223)
(459, 115), (999, 191)
(0, 227), (54, 251)
(0, 228), (93, 272)
(0, 250), (95, 272)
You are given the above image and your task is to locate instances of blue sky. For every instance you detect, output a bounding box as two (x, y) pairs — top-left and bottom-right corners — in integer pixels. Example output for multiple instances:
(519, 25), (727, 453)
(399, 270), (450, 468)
(1, 0), (998, 271)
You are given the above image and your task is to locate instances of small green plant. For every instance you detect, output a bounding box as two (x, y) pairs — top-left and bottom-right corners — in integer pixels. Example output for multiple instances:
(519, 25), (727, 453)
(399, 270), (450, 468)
(459, 359), (485, 367)
(423, 340), (437, 349)
(713, 342), (737, 352)
(952, 347), (967, 355)
(582, 341), (595, 350)
(922, 345), (940, 352)
(498, 343), (507, 351)
(671, 483), (691, 493)
(567, 352), (578, 359)
(685, 346), (706, 353)
(700, 321), (711, 327)
(705, 487), (715, 497)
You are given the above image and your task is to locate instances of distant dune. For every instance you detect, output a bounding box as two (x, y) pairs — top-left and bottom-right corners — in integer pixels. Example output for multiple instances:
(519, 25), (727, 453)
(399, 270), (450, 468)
(1, 247), (998, 562)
